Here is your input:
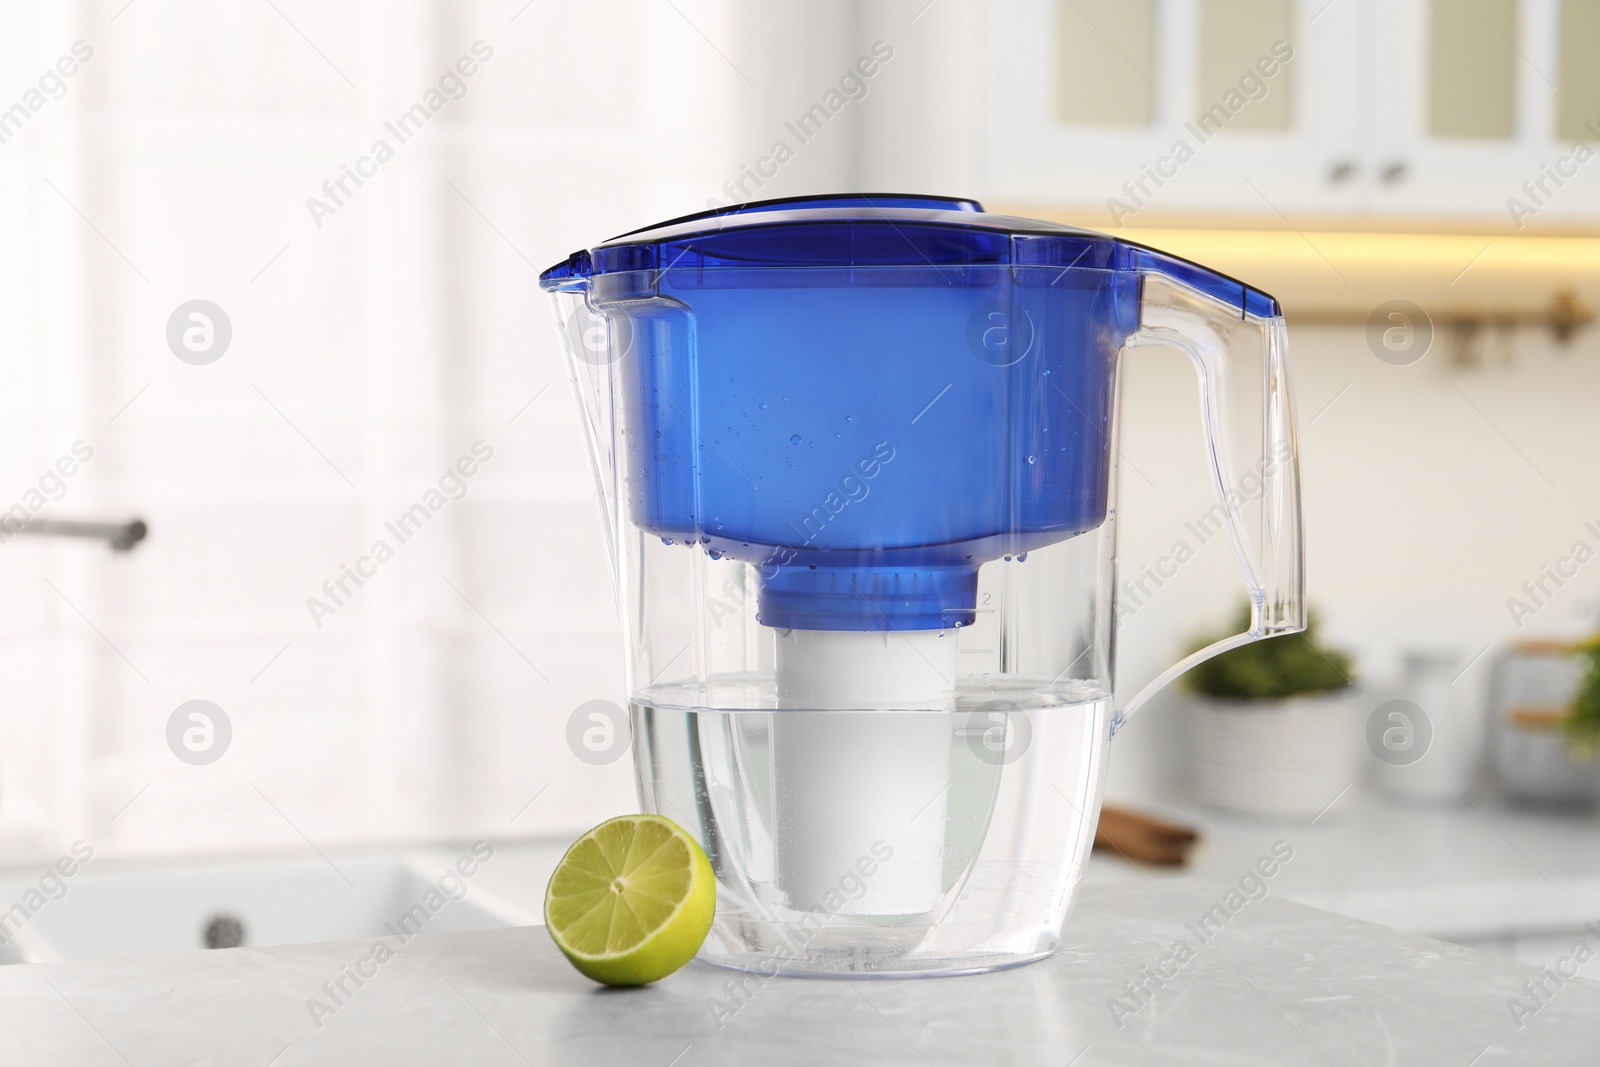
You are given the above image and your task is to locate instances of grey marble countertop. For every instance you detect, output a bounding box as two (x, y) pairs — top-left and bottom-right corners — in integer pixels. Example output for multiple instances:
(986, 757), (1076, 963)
(7, 879), (1597, 1066)
(1072, 792), (1600, 971)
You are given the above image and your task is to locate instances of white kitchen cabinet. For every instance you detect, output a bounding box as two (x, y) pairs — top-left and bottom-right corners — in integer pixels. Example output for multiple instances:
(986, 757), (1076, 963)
(977, 0), (1600, 227)
(983, 0), (1362, 221)
(1367, 0), (1600, 225)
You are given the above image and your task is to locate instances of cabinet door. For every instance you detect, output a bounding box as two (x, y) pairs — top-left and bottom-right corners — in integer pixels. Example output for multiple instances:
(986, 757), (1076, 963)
(1367, 0), (1600, 224)
(982, 0), (1362, 222)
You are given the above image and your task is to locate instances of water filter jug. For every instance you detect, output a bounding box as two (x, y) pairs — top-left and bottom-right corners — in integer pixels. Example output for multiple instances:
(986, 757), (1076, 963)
(541, 194), (1304, 976)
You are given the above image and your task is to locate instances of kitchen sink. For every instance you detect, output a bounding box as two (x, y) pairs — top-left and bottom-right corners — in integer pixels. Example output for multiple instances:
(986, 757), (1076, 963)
(0, 851), (540, 964)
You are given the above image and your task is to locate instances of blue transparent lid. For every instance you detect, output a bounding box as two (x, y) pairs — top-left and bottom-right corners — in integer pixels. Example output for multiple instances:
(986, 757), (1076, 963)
(539, 194), (1279, 319)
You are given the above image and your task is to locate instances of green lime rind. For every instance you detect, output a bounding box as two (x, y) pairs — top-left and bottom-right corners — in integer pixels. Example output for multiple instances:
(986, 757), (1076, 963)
(544, 813), (716, 986)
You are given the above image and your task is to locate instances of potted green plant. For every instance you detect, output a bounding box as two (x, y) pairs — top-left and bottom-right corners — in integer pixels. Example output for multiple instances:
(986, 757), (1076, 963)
(1484, 639), (1600, 806)
(1563, 636), (1600, 752)
(1184, 606), (1359, 817)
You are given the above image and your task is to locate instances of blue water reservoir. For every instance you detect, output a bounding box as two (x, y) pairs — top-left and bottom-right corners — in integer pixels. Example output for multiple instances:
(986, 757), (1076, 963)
(541, 195), (1275, 632)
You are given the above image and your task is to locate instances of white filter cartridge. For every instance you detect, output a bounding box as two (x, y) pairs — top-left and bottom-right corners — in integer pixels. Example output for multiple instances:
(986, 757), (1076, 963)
(771, 628), (957, 916)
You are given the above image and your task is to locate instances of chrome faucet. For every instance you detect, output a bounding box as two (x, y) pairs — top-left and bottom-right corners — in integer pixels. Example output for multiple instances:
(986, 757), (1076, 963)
(7, 518), (147, 552)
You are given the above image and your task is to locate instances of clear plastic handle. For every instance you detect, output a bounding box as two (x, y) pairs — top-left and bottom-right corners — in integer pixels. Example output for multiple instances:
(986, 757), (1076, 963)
(1112, 271), (1306, 731)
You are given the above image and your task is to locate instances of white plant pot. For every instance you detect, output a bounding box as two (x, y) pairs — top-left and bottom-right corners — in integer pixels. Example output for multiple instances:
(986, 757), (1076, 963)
(1190, 690), (1363, 818)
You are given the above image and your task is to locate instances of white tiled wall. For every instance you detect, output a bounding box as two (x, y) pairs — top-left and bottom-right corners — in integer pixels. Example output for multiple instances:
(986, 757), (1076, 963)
(5, 0), (1598, 862)
(0, 0), (735, 860)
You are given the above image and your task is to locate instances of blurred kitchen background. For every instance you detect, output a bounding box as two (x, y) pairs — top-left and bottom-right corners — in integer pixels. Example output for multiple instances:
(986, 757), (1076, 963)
(3, 0), (1600, 962)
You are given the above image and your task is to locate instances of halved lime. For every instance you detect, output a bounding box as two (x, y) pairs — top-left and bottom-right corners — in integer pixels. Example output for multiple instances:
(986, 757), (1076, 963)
(544, 813), (716, 986)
